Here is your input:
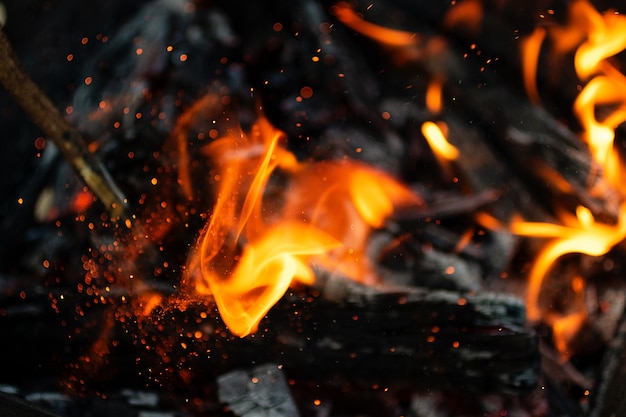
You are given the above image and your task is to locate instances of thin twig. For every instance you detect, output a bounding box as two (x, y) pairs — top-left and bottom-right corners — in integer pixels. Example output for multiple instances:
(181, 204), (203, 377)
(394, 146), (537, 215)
(0, 28), (129, 221)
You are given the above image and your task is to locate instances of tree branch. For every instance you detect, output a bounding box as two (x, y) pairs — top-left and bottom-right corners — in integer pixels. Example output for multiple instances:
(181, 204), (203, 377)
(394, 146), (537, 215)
(0, 28), (129, 221)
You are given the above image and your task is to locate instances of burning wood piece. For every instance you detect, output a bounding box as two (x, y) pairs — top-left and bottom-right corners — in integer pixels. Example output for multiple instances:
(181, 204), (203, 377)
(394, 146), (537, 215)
(217, 363), (299, 417)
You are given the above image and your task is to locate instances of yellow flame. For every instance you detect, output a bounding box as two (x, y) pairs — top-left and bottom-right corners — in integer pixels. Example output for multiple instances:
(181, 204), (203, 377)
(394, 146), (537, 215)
(511, 204), (626, 322)
(186, 115), (421, 336)
(421, 121), (459, 161)
(573, 4), (626, 80)
(573, 73), (626, 188)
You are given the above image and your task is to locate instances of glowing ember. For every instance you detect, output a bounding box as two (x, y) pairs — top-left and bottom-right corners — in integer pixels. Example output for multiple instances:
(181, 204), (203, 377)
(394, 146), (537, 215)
(185, 114), (421, 336)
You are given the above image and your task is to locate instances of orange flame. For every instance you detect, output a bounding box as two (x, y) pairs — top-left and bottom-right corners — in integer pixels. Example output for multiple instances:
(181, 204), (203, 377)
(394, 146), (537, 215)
(421, 121), (459, 162)
(330, 2), (418, 47)
(570, 2), (626, 192)
(521, 1), (626, 192)
(574, 72), (626, 189)
(426, 78), (444, 115)
(517, 2), (626, 358)
(520, 27), (546, 105)
(572, 3), (626, 81)
(511, 204), (626, 323)
(442, 0), (483, 35)
(186, 115), (421, 336)
(551, 310), (587, 361)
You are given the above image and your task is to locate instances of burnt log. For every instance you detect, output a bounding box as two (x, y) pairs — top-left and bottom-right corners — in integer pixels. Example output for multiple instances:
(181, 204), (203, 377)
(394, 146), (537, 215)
(589, 314), (626, 417)
(0, 392), (64, 417)
(0, 275), (538, 396)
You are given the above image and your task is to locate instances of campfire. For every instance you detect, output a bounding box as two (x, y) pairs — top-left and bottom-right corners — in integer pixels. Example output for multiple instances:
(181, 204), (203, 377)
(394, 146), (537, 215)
(2, 0), (626, 416)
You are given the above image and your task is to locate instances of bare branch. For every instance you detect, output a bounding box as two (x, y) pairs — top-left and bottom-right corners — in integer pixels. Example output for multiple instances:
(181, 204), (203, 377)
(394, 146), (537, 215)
(0, 28), (129, 221)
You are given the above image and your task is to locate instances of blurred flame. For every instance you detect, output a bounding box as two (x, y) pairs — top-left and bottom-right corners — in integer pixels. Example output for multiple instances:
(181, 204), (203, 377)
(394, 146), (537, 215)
(571, 2), (626, 192)
(520, 27), (546, 105)
(551, 310), (587, 361)
(421, 121), (459, 161)
(330, 2), (418, 47)
(573, 4), (626, 81)
(423, 80), (458, 173)
(186, 114), (421, 336)
(442, 0), (484, 34)
(426, 78), (444, 115)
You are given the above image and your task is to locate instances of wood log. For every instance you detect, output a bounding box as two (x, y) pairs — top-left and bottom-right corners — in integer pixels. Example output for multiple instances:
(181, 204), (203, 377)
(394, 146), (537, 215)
(0, 275), (539, 396)
(588, 314), (626, 417)
(0, 392), (63, 417)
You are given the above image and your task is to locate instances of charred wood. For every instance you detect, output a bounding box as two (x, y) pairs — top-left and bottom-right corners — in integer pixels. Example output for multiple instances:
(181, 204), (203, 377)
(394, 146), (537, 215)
(589, 312), (626, 417)
(0, 277), (539, 396)
(0, 391), (64, 417)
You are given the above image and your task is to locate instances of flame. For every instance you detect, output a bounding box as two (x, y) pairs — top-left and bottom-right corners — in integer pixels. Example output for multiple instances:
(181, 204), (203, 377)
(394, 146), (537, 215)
(521, 1), (626, 192)
(186, 114), (421, 336)
(520, 27), (546, 105)
(516, 1), (626, 358)
(511, 204), (626, 323)
(574, 72), (626, 189)
(572, 4), (626, 81)
(570, 2), (626, 191)
(426, 78), (444, 115)
(551, 310), (587, 361)
(423, 80), (458, 173)
(330, 2), (418, 47)
(442, 0), (483, 35)
(421, 121), (459, 162)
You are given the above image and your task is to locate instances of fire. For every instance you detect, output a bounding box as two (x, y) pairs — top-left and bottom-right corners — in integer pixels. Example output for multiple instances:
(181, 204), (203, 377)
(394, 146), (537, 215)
(574, 73), (626, 189)
(421, 121), (459, 162)
(422, 79), (458, 172)
(185, 114), (421, 336)
(522, 1), (626, 192)
(425, 78), (444, 115)
(511, 205), (626, 322)
(517, 1), (626, 357)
